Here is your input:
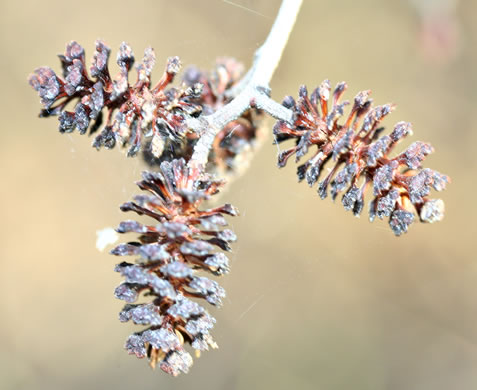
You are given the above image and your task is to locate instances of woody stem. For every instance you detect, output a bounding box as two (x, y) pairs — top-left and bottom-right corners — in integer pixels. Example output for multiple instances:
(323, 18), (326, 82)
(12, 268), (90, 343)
(187, 0), (302, 169)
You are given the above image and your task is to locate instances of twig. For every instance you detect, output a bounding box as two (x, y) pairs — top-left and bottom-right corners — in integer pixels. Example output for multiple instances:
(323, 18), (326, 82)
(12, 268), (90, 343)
(188, 0), (302, 168)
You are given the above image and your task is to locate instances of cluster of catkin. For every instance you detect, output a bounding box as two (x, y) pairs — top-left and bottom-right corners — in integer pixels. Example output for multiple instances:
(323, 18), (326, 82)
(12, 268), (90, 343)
(29, 40), (449, 375)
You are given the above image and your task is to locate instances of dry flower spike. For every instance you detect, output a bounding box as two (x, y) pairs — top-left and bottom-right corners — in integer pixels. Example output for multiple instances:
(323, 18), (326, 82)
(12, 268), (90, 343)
(274, 80), (449, 235)
(111, 158), (238, 375)
(29, 42), (265, 177)
(29, 40), (203, 157)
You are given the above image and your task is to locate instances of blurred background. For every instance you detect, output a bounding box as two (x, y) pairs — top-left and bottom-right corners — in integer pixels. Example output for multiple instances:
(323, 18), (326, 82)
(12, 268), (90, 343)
(1, 0), (476, 389)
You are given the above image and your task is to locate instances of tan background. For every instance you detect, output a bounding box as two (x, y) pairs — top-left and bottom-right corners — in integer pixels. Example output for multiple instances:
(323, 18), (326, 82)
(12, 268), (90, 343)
(1, 0), (476, 389)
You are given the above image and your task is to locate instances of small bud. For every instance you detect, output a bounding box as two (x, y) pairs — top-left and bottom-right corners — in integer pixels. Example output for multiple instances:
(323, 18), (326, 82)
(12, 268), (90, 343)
(166, 56), (181, 75)
(420, 199), (445, 223)
(354, 90), (371, 108)
(318, 79), (331, 101)
(90, 40), (111, 78)
(389, 209), (414, 236)
(125, 334), (147, 358)
(64, 41), (85, 63)
(376, 189), (400, 219)
(403, 141), (434, 169)
(390, 121), (413, 142)
(117, 42), (135, 70)
(298, 85), (308, 98)
(28, 67), (61, 108)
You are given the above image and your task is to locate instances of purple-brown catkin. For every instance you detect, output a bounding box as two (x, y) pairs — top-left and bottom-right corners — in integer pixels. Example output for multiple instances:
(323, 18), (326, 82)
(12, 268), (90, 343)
(111, 158), (238, 375)
(29, 43), (264, 175)
(274, 80), (449, 235)
(29, 41), (203, 157)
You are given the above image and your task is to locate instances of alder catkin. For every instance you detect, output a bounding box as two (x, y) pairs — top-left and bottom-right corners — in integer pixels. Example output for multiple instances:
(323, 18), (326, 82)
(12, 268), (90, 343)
(273, 80), (449, 235)
(111, 158), (237, 375)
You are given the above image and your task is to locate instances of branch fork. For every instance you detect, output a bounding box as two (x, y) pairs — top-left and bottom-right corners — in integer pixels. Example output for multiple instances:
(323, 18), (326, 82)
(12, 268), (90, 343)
(188, 0), (302, 168)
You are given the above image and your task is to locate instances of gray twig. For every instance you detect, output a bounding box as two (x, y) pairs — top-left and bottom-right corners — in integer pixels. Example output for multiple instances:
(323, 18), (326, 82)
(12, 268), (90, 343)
(188, 0), (302, 168)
